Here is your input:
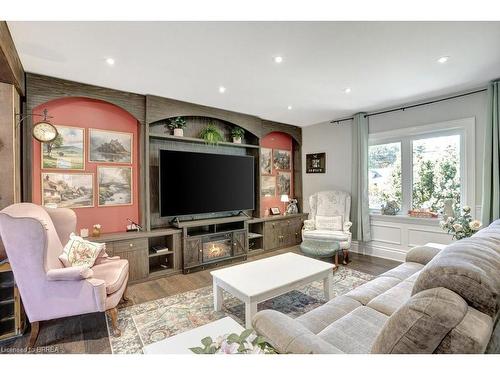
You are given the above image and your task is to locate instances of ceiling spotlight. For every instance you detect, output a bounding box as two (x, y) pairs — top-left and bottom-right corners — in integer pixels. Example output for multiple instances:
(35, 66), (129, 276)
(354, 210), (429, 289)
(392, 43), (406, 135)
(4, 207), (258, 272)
(344, 88), (352, 94)
(218, 86), (226, 94)
(105, 58), (115, 66)
(287, 105), (292, 110)
(437, 56), (449, 64)
(274, 56), (283, 64)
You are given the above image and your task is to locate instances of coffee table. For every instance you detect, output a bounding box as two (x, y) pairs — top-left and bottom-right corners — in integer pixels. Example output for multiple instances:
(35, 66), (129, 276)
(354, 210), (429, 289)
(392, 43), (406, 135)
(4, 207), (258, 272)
(210, 252), (334, 328)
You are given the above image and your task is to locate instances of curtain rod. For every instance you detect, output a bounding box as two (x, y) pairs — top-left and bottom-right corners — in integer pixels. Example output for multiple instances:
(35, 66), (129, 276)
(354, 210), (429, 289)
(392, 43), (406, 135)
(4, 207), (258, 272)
(330, 88), (487, 125)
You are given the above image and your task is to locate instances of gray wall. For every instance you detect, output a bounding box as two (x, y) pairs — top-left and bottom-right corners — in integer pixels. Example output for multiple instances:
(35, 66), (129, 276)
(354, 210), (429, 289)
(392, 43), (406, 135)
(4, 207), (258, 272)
(302, 90), (487, 213)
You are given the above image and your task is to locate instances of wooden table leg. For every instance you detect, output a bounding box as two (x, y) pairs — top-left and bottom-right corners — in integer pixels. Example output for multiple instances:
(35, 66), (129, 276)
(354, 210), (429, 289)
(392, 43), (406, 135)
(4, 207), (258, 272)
(28, 321), (40, 348)
(245, 301), (257, 329)
(334, 252), (339, 268)
(213, 278), (223, 311)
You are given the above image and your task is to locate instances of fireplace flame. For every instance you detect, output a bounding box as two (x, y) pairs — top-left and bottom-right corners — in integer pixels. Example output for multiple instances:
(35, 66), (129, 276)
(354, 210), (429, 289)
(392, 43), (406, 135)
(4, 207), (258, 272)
(208, 243), (226, 258)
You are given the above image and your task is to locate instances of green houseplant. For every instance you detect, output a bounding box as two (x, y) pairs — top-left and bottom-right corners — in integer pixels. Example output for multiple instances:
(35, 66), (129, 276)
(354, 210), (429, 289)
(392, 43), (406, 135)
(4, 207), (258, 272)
(166, 117), (187, 137)
(231, 126), (245, 144)
(440, 205), (482, 240)
(189, 329), (276, 354)
(199, 123), (224, 145)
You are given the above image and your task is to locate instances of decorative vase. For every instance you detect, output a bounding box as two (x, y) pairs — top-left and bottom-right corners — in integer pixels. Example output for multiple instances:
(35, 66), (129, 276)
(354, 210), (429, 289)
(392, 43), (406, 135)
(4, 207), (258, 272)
(233, 137), (242, 144)
(92, 227), (101, 237)
(173, 128), (184, 137)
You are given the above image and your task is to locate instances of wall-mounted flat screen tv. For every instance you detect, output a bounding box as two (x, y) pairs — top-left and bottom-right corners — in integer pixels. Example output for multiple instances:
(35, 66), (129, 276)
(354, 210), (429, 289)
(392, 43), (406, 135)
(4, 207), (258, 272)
(159, 150), (255, 217)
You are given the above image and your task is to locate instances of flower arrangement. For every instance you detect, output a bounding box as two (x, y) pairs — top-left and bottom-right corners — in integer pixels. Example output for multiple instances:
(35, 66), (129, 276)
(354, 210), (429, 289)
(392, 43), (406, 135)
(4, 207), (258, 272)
(92, 224), (102, 237)
(440, 206), (482, 240)
(189, 329), (276, 354)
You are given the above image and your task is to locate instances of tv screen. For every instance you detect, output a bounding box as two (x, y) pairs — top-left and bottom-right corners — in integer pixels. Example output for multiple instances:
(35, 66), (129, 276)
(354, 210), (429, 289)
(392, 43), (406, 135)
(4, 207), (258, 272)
(159, 150), (255, 217)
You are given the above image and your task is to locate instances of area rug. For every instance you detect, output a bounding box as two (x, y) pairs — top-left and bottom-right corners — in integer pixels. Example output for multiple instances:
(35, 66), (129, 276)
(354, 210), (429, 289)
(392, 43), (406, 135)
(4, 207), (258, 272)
(107, 267), (374, 354)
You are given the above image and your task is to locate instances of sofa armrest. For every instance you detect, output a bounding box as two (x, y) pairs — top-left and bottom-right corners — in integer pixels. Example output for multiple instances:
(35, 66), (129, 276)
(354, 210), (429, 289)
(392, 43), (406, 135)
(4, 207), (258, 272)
(252, 310), (343, 353)
(303, 219), (316, 231)
(405, 244), (443, 265)
(46, 266), (94, 281)
(343, 221), (352, 232)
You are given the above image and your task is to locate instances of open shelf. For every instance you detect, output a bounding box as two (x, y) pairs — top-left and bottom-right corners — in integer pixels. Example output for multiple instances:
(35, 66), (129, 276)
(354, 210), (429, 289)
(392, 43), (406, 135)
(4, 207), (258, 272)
(149, 133), (260, 149)
(248, 232), (263, 239)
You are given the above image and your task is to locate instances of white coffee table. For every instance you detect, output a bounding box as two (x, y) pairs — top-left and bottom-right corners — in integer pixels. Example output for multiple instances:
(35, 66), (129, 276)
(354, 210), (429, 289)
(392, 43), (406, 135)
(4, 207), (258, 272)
(210, 252), (334, 328)
(143, 317), (244, 354)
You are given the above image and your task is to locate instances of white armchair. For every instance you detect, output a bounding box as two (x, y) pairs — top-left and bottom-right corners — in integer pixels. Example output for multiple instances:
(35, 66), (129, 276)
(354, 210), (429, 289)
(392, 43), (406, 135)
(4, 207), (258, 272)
(303, 190), (352, 264)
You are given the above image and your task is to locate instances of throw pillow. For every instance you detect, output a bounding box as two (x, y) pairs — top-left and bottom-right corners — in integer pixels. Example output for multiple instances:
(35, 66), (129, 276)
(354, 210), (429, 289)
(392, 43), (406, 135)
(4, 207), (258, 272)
(315, 215), (343, 231)
(59, 233), (106, 268)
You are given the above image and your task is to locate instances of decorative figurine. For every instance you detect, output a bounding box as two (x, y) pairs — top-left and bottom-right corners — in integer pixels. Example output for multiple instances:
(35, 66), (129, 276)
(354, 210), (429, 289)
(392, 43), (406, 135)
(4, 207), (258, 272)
(285, 198), (299, 215)
(381, 200), (399, 215)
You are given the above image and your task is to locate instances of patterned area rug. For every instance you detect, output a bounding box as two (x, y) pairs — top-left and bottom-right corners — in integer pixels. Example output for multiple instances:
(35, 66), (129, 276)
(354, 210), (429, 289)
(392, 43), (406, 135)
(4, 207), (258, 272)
(107, 267), (374, 354)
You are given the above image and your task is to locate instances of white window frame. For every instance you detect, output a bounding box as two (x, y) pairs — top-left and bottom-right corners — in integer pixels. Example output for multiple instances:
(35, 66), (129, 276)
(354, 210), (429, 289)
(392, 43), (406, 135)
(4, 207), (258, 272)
(368, 117), (475, 217)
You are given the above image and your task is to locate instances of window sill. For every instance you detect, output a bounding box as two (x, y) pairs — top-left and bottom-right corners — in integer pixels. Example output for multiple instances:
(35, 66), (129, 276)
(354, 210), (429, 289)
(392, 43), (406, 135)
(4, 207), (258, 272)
(369, 213), (441, 226)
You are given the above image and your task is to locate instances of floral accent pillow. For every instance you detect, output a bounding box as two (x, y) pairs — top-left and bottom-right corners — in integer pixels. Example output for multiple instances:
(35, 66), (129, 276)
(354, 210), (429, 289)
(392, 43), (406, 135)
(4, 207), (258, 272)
(315, 215), (343, 231)
(59, 233), (106, 268)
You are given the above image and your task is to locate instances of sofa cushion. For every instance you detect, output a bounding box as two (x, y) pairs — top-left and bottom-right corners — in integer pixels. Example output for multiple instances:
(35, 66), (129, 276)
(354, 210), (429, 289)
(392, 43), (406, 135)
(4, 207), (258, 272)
(296, 295), (362, 333)
(303, 229), (349, 241)
(435, 306), (493, 354)
(318, 306), (388, 353)
(91, 259), (129, 295)
(412, 230), (500, 318)
(345, 276), (401, 305)
(371, 287), (468, 353)
(315, 215), (343, 231)
(379, 262), (423, 281)
(405, 244), (443, 265)
(367, 278), (415, 316)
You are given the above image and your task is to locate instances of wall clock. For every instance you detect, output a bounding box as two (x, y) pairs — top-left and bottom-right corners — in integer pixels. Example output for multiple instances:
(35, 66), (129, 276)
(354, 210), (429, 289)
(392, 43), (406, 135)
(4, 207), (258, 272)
(32, 121), (58, 143)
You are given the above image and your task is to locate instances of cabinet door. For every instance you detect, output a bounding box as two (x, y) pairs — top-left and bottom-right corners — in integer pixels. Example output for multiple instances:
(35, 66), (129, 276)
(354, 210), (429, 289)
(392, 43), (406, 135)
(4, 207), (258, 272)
(233, 230), (247, 256)
(118, 248), (149, 282)
(290, 218), (304, 245)
(264, 222), (279, 250)
(184, 237), (202, 268)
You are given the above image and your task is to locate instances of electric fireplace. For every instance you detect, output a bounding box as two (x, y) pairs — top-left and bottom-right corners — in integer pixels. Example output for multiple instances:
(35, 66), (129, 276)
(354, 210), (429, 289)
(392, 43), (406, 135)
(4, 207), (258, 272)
(202, 234), (232, 262)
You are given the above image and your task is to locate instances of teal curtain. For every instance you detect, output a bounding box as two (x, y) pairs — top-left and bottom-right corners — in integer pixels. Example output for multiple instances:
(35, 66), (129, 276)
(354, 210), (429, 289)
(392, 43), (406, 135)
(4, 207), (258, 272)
(351, 112), (371, 241)
(481, 80), (500, 225)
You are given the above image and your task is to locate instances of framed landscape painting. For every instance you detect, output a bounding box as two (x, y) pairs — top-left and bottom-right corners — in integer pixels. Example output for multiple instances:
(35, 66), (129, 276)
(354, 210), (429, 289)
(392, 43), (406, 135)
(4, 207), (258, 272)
(260, 147), (272, 175)
(41, 125), (85, 170)
(42, 173), (94, 208)
(89, 129), (133, 163)
(273, 149), (291, 170)
(98, 166), (133, 206)
(261, 175), (276, 197)
(277, 171), (291, 196)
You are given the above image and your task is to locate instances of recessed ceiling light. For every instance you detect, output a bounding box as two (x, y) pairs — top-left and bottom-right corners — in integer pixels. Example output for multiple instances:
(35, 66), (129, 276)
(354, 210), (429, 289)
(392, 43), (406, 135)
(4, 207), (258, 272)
(437, 56), (449, 64)
(218, 86), (226, 94)
(344, 88), (352, 94)
(287, 105), (292, 110)
(105, 58), (115, 66)
(274, 56), (283, 64)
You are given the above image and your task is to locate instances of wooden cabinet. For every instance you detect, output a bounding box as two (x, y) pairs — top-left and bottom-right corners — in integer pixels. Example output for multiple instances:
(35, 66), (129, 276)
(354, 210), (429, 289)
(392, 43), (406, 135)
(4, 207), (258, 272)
(184, 237), (202, 268)
(0, 263), (24, 342)
(261, 215), (306, 251)
(233, 230), (247, 256)
(116, 248), (149, 281)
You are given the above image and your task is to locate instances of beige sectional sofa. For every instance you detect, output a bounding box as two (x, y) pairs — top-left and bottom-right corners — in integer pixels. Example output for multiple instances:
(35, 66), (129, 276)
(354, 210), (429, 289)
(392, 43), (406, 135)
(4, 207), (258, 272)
(252, 220), (500, 354)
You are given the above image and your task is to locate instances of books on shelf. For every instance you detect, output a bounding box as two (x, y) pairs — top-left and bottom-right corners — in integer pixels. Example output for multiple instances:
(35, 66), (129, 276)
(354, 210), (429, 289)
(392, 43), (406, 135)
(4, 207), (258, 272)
(150, 246), (170, 255)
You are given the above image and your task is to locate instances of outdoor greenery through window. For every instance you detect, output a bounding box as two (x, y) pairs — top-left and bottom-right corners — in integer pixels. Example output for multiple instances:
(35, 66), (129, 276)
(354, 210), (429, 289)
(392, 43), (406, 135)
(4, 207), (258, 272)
(368, 142), (401, 209)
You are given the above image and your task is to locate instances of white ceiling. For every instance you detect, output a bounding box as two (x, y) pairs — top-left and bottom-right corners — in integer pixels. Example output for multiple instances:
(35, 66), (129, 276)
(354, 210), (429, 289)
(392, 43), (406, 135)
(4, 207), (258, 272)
(8, 21), (500, 126)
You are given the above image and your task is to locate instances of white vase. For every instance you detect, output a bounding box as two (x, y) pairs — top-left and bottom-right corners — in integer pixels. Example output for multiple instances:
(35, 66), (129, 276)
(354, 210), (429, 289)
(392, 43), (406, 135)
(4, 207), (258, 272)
(233, 137), (242, 144)
(173, 128), (184, 137)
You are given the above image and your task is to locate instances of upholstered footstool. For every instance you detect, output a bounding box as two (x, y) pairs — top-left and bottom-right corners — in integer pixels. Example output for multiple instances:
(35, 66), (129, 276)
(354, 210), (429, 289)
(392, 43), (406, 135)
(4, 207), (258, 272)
(300, 238), (341, 269)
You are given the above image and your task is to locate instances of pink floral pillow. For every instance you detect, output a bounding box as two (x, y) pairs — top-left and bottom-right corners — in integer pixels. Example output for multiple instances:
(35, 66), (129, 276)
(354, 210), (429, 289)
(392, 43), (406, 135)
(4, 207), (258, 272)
(59, 233), (106, 268)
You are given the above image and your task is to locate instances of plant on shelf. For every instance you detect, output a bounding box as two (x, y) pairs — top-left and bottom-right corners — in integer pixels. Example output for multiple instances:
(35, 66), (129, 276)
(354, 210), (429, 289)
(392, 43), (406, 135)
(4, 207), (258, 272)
(189, 329), (277, 354)
(230, 126), (245, 144)
(199, 123), (224, 145)
(165, 117), (187, 137)
(440, 205), (482, 240)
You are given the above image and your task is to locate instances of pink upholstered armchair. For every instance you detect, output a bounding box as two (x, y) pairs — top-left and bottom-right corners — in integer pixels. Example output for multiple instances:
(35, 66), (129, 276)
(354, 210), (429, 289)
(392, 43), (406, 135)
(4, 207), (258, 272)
(0, 203), (129, 347)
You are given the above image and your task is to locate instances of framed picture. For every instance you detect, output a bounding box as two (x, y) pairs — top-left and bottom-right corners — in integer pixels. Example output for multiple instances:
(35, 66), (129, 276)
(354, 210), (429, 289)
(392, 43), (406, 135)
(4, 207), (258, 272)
(306, 152), (326, 173)
(273, 149), (291, 170)
(260, 147), (272, 175)
(261, 175), (276, 197)
(270, 207), (281, 215)
(98, 166), (133, 207)
(89, 129), (133, 163)
(41, 125), (85, 170)
(41, 172), (94, 208)
(277, 171), (291, 196)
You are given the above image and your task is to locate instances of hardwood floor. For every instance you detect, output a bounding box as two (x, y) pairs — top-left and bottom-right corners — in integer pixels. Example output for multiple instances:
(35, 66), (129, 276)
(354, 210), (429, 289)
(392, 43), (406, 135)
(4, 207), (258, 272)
(0, 248), (399, 354)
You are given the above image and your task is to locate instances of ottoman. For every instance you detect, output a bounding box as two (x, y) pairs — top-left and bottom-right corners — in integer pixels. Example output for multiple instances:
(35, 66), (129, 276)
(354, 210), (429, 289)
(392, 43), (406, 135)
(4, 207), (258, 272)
(300, 238), (341, 269)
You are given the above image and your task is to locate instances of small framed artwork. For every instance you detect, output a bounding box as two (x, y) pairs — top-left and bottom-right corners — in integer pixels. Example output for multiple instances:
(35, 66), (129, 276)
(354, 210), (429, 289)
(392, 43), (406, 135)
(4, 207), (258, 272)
(97, 166), (133, 207)
(89, 129), (133, 163)
(42, 172), (94, 208)
(261, 175), (276, 197)
(277, 171), (291, 196)
(306, 152), (326, 173)
(273, 149), (291, 170)
(41, 125), (85, 170)
(270, 207), (281, 215)
(260, 147), (272, 175)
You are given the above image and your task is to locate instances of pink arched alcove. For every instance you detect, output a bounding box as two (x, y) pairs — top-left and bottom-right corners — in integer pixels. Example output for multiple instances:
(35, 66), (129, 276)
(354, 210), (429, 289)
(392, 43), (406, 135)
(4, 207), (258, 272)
(31, 97), (140, 234)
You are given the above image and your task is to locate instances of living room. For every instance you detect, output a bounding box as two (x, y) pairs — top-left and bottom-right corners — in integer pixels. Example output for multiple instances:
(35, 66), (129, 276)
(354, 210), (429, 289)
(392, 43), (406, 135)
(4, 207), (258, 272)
(1, 1), (500, 373)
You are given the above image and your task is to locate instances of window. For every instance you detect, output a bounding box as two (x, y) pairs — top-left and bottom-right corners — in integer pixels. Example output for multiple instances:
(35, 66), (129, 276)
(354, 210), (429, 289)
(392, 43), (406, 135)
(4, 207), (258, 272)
(368, 119), (475, 216)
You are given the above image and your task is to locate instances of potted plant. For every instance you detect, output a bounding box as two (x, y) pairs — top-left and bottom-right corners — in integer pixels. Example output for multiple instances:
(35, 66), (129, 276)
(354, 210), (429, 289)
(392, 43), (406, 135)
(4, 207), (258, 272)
(166, 117), (187, 137)
(440, 205), (482, 240)
(199, 123), (224, 145)
(231, 126), (245, 144)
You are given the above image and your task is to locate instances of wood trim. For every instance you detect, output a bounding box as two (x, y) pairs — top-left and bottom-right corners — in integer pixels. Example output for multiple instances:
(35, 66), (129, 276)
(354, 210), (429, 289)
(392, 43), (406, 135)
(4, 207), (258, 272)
(0, 22), (25, 95)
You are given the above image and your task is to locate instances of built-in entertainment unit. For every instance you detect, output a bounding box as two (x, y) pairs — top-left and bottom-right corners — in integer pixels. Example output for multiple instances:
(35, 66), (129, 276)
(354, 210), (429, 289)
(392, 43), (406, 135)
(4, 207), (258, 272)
(159, 150), (255, 218)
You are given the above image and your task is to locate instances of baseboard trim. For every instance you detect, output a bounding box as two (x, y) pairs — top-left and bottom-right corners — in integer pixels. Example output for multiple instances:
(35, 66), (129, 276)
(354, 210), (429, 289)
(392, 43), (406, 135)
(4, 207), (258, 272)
(351, 241), (406, 262)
